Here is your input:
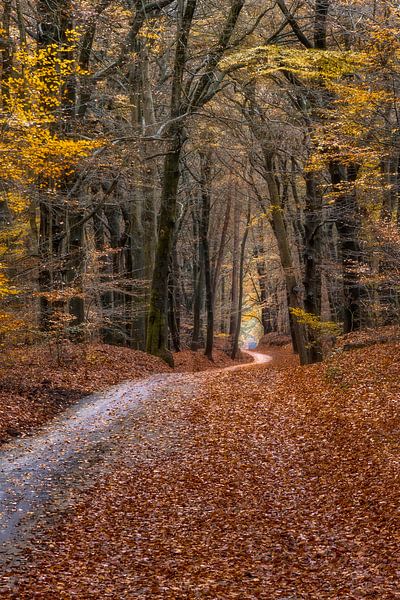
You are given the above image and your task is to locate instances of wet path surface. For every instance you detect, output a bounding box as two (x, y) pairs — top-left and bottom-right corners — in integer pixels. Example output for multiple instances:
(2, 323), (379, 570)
(0, 351), (270, 561)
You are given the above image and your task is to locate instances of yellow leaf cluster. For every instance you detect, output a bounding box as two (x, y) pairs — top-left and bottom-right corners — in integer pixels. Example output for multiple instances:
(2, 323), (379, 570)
(220, 45), (367, 82)
(0, 266), (18, 299)
(0, 39), (100, 190)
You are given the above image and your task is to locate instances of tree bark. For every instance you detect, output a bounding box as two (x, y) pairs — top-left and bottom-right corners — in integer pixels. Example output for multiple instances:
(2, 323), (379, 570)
(191, 203), (205, 351)
(303, 171), (323, 362)
(199, 151), (214, 360)
(230, 194), (240, 337)
(146, 0), (197, 365)
(168, 243), (181, 352)
(329, 161), (363, 333)
(263, 152), (309, 365)
(66, 209), (85, 340)
(253, 231), (272, 335)
(231, 201), (250, 359)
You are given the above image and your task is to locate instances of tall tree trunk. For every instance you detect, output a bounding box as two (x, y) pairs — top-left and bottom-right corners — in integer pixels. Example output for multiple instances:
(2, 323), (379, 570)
(168, 243), (181, 352)
(253, 228), (272, 335)
(93, 203), (114, 343)
(230, 194), (240, 337)
(211, 195), (231, 304)
(199, 151), (214, 360)
(104, 201), (125, 344)
(191, 205), (205, 351)
(329, 162), (363, 333)
(263, 152), (309, 364)
(66, 209), (85, 340)
(146, 0), (197, 364)
(147, 133), (183, 364)
(303, 171), (323, 362)
(125, 190), (147, 349)
(231, 201), (250, 359)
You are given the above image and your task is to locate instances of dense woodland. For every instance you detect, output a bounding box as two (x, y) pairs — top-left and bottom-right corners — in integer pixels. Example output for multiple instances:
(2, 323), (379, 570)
(0, 0), (400, 365)
(1, 2), (400, 597)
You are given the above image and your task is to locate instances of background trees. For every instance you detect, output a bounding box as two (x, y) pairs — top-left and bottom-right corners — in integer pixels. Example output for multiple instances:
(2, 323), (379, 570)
(0, 0), (399, 364)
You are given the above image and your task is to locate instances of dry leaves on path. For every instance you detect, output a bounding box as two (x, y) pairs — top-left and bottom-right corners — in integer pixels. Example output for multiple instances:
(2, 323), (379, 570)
(0, 343), (242, 444)
(1, 344), (399, 599)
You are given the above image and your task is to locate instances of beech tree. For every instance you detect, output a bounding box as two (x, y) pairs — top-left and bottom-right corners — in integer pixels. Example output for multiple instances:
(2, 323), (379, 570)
(0, 0), (398, 365)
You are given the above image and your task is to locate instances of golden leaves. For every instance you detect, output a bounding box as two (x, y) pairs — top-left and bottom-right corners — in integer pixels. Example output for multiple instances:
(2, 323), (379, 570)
(0, 37), (100, 190)
(0, 265), (18, 299)
(220, 45), (367, 82)
(290, 308), (342, 338)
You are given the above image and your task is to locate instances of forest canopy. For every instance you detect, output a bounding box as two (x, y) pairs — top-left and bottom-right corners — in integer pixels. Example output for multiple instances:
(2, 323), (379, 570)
(0, 0), (399, 365)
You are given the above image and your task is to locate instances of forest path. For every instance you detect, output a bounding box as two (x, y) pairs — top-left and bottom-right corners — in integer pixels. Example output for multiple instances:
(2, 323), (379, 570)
(0, 350), (270, 564)
(1, 346), (397, 599)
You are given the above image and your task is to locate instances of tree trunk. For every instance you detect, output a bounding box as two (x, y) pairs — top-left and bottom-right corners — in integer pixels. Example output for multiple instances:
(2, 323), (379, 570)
(199, 151), (214, 360)
(146, 0), (197, 364)
(329, 162), (363, 333)
(253, 234), (272, 335)
(93, 204), (114, 343)
(231, 202), (250, 359)
(303, 171), (323, 362)
(230, 195), (240, 337)
(263, 152), (309, 364)
(212, 195), (231, 306)
(146, 133), (182, 365)
(168, 243), (181, 352)
(191, 205), (205, 351)
(66, 209), (85, 340)
(104, 202), (125, 345)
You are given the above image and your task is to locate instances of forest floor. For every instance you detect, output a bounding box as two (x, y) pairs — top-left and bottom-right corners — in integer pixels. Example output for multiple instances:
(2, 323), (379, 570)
(0, 341), (245, 445)
(0, 334), (399, 599)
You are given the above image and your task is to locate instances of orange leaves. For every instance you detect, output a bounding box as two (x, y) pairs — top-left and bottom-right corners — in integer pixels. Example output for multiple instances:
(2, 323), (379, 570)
(2, 338), (398, 598)
(0, 342), (172, 445)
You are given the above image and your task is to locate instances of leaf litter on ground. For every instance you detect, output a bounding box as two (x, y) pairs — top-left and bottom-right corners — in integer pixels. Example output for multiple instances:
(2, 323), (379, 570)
(0, 341), (399, 599)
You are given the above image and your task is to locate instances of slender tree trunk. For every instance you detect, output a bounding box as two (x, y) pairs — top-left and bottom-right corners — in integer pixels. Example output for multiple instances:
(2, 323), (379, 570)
(104, 202), (125, 344)
(38, 202), (52, 330)
(93, 204), (114, 343)
(253, 232), (272, 335)
(231, 202), (250, 359)
(191, 206), (205, 351)
(303, 171), (323, 362)
(211, 195), (231, 304)
(66, 209), (85, 340)
(199, 151), (214, 360)
(378, 152), (399, 324)
(168, 243), (181, 352)
(126, 189), (146, 349)
(220, 275), (227, 334)
(230, 194), (240, 337)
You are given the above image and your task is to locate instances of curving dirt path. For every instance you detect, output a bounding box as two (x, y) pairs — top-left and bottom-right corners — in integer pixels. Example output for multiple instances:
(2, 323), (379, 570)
(0, 350), (271, 561)
(1, 346), (398, 599)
